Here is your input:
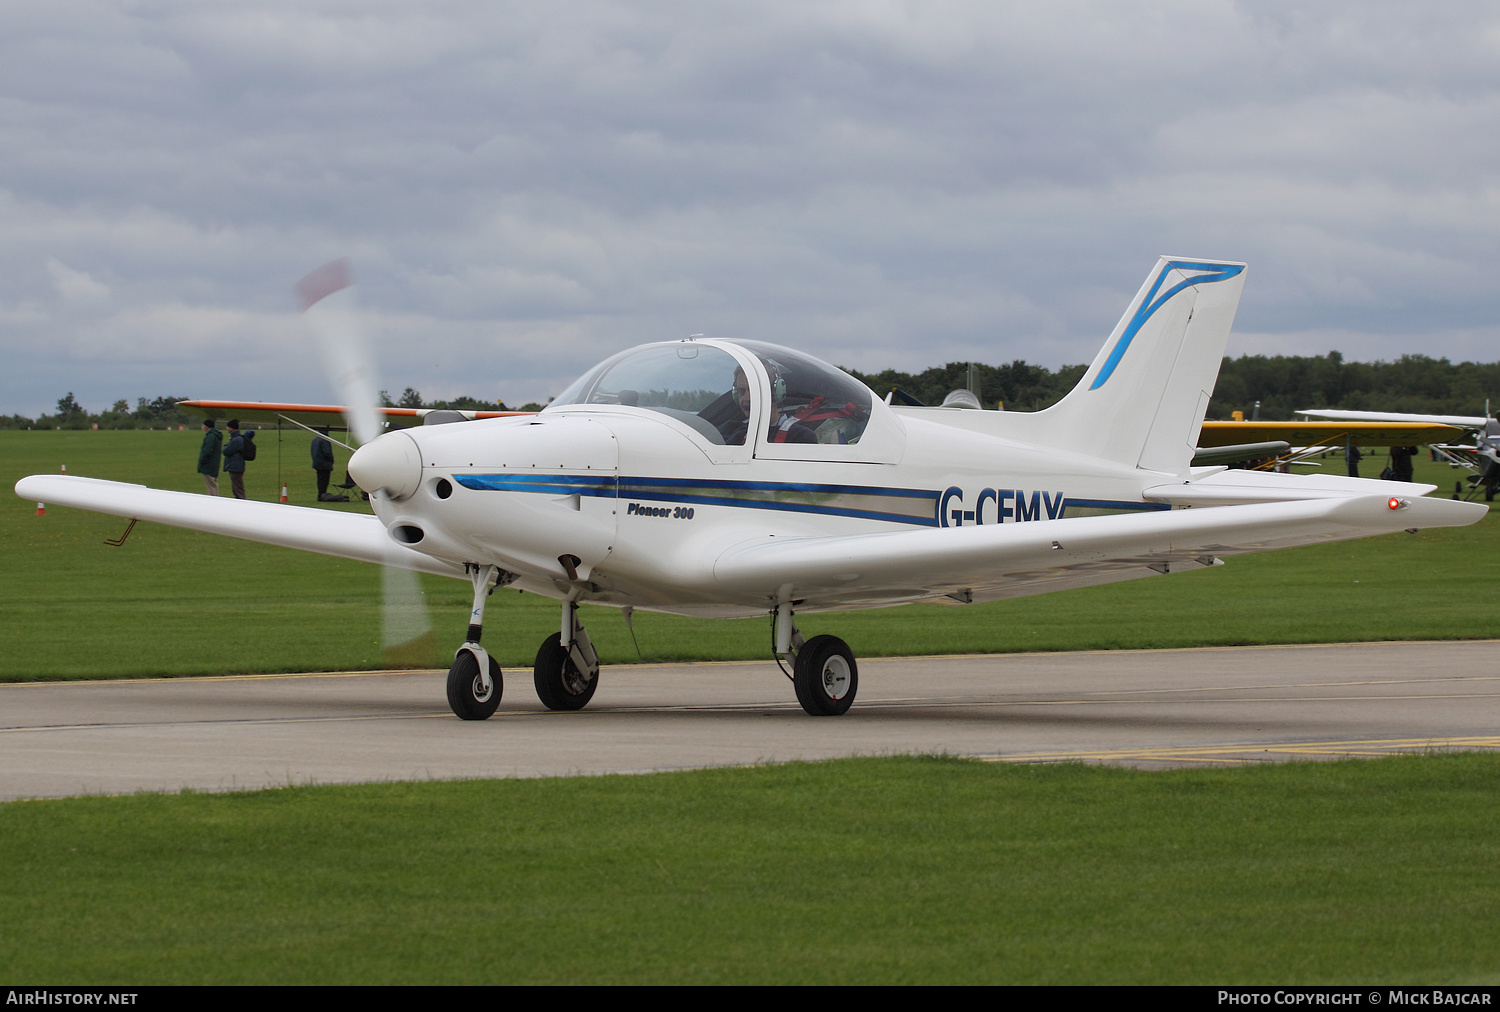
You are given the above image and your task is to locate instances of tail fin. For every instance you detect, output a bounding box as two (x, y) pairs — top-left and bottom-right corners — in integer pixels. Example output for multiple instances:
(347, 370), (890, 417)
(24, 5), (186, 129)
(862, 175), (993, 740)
(1037, 256), (1246, 476)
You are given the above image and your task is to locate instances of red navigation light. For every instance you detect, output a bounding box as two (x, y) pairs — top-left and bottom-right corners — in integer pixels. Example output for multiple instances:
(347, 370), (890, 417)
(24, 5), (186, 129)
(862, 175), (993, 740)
(1388, 497), (1402, 510)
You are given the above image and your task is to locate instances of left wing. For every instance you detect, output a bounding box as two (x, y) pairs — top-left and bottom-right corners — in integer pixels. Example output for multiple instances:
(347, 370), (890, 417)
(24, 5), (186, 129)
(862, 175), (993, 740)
(711, 493), (1486, 608)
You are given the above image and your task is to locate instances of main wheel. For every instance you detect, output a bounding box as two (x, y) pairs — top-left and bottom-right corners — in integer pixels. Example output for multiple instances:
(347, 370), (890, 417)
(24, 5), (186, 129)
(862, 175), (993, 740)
(534, 632), (599, 711)
(793, 635), (858, 716)
(447, 650), (502, 720)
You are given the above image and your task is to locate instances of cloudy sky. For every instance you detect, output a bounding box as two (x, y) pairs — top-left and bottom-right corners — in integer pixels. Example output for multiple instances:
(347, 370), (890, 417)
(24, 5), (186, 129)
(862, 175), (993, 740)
(4, 1), (1499, 416)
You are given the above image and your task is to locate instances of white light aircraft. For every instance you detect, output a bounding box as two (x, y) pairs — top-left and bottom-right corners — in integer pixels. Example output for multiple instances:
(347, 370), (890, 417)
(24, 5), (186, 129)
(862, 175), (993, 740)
(17, 257), (1487, 720)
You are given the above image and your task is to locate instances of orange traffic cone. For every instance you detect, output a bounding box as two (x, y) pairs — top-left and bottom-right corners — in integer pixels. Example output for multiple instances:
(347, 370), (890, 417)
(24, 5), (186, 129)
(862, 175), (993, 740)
(35, 502), (45, 516)
(280, 483), (289, 503)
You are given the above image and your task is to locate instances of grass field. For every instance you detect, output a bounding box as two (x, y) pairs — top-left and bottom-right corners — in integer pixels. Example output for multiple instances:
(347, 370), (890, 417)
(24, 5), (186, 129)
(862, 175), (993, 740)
(2, 428), (1495, 679)
(2, 754), (1497, 985)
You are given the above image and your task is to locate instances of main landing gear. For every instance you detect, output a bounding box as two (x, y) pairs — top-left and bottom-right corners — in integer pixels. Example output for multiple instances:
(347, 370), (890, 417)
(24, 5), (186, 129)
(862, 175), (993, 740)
(774, 603), (858, 716)
(445, 567), (603, 720)
(534, 602), (600, 711)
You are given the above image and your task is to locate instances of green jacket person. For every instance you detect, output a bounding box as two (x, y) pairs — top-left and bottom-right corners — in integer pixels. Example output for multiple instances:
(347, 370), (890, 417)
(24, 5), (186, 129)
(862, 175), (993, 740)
(197, 419), (223, 496)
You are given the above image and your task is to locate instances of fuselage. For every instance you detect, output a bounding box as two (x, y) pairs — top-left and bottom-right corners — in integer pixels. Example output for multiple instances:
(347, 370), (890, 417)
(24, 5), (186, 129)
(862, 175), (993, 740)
(352, 339), (1177, 617)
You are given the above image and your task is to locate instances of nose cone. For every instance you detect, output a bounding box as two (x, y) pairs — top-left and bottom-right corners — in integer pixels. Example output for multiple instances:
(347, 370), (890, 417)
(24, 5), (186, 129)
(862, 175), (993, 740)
(348, 431), (422, 500)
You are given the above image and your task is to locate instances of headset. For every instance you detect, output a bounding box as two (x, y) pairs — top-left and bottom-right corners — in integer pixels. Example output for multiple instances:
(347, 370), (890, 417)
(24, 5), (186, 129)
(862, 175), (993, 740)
(763, 359), (788, 402)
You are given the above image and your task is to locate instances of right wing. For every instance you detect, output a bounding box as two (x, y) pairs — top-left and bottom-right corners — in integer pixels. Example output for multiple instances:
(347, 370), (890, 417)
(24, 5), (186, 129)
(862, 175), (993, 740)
(15, 475), (464, 579)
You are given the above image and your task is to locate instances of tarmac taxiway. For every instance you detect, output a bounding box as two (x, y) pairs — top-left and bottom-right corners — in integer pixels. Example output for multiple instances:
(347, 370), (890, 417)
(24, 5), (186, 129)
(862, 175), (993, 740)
(2, 640), (1498, 800)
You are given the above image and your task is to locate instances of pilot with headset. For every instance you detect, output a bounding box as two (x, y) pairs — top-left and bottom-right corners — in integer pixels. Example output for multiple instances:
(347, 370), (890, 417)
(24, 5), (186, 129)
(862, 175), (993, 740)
(716, 363), (817, 445)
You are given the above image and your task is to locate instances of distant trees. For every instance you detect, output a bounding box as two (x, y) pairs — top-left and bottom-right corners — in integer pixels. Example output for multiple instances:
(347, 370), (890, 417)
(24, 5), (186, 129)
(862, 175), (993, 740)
(844, 361), (1087, 412)
(378, 388), (514, 411)
(848, 353), (1500, 419)
(1205, 353), (1500, 420)
(55, 393), (84, 419)
(0, 394), (195, 430)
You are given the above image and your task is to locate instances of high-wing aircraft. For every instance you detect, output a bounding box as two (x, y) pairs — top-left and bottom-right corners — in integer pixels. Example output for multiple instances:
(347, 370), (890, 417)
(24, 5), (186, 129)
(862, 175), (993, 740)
(1297, 407), (1500, 497)
(174, 400), (527, 429)
(1195, 419), (1465, 467)
(16, 257), (1487, 720)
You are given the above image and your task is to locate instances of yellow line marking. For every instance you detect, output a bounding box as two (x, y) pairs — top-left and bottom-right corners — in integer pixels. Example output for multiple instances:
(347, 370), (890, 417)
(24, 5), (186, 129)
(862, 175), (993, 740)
(852, 692), (1500, 708)
(977, 736), (1500, 765)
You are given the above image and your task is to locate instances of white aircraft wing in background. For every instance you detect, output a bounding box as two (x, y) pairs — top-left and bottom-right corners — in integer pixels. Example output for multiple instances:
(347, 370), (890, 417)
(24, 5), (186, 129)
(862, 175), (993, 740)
(1295, 407), (1491, 429)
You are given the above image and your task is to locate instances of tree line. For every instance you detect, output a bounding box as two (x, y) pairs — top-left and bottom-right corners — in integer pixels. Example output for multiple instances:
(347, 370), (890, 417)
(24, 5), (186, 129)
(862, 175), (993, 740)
(0, 394), (199, 430)
(378, 387), (545, 413)
(844, 351), (1500, 420)
(9, 352), (1498, 430)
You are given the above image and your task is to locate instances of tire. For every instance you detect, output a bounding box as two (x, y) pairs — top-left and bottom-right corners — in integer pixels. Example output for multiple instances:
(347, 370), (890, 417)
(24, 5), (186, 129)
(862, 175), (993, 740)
(447, 650), (502, 720)
(534, 632), (599, 711)
(793, 635), (858, 716)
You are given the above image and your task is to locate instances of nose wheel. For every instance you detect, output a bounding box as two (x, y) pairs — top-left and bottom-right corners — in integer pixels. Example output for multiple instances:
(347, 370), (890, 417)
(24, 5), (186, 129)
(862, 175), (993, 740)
(447, 647), (502, 720)
(445, 563), (505, 720)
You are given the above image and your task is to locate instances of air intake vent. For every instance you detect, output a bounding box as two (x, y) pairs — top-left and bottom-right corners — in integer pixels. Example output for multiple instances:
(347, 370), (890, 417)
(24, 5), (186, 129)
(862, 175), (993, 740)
(392, 525), (425, 544)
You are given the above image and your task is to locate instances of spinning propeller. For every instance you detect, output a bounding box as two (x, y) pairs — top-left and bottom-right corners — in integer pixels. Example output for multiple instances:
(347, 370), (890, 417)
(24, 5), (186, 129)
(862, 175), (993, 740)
(296, 260), (436, 668)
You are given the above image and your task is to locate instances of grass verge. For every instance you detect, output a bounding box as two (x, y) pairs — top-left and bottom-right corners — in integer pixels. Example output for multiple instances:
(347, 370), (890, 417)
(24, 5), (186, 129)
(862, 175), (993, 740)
(2, 754), (1498, 984)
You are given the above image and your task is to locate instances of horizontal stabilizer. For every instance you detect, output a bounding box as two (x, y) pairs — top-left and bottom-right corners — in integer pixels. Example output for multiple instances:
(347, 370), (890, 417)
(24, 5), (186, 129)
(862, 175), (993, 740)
(15, 475), (463, 578)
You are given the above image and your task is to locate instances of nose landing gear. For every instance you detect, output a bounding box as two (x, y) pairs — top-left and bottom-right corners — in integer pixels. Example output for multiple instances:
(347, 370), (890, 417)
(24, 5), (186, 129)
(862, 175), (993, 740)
(447, 646), (502, 720)
(446, 564), (504, 720)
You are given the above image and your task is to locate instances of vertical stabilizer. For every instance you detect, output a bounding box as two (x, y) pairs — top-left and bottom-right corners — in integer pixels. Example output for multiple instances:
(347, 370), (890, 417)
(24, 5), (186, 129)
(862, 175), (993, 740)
(1037, 257), (1245, 476)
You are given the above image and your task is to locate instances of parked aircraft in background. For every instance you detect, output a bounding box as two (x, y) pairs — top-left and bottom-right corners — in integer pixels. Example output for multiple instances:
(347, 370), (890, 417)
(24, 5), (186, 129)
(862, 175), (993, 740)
(18, 257), (1486, 720)
(1297, 407), (1500, 498)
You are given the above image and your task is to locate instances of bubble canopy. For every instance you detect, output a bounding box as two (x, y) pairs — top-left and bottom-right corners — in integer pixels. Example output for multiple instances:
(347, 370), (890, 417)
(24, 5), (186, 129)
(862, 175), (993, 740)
(550, 340), (874, 448)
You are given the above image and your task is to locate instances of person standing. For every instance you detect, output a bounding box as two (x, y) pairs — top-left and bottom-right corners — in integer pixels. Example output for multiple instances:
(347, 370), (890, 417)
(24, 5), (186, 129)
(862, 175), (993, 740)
(1389, 445), (1417, 482)
(197, 419), (223, 495)
(222, 419), (248, 499)
(1345, 443), (1362, 478)
(311, 426), (336, 499)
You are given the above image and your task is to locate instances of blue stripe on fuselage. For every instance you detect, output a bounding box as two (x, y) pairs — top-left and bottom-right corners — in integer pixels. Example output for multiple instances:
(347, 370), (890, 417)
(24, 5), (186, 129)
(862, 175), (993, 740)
(452, 474), (1167, 526)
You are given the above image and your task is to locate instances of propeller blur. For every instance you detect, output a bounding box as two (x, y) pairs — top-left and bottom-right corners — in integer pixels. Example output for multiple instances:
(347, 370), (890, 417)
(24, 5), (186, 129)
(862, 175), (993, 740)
(17, 256), (1487, 719)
